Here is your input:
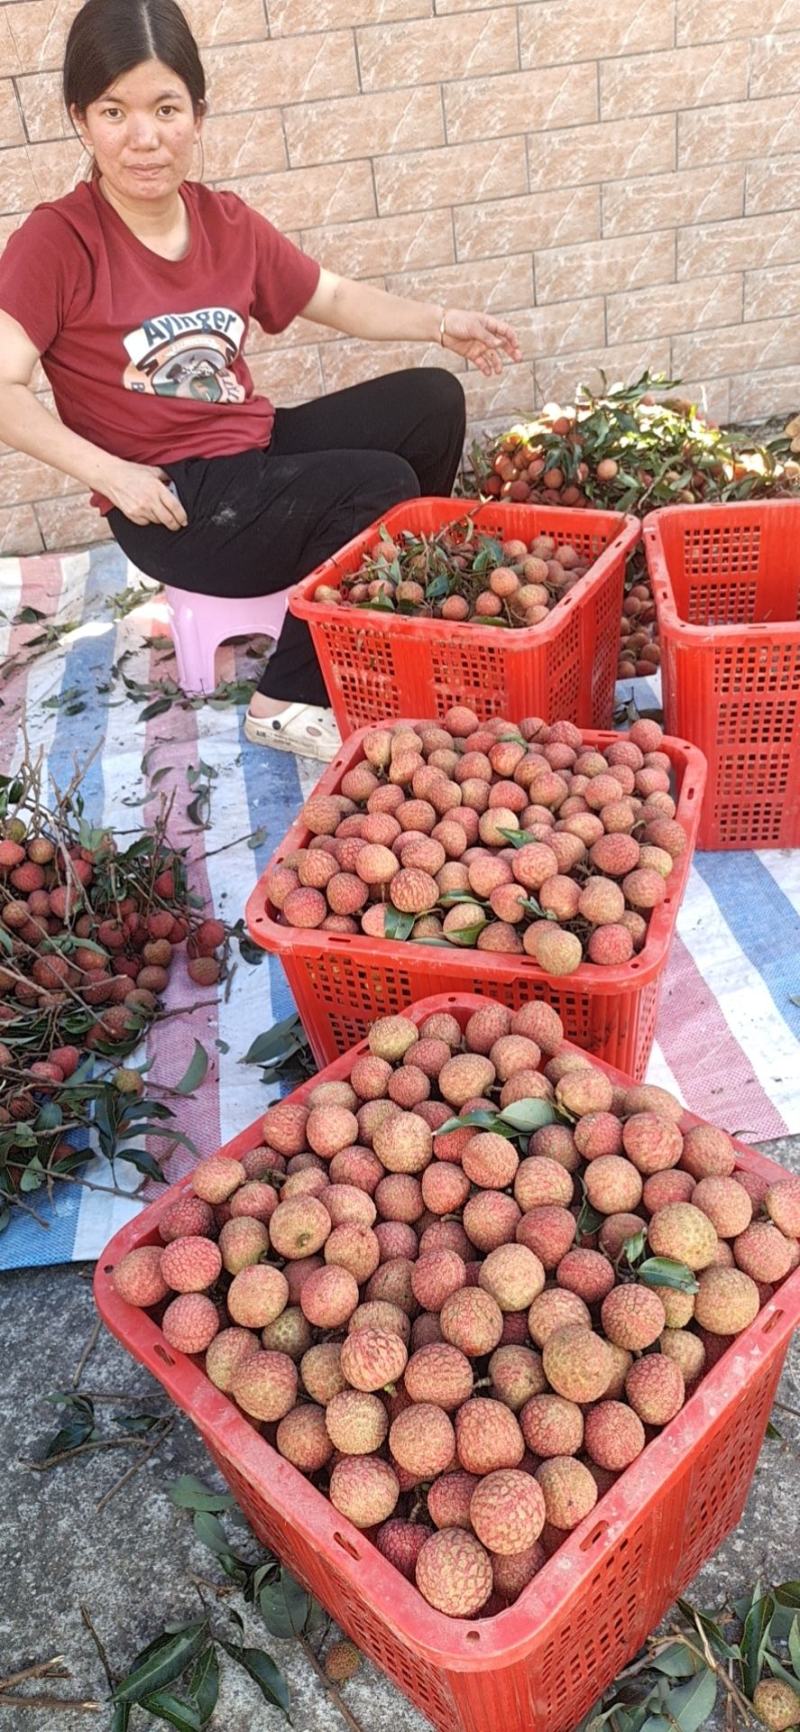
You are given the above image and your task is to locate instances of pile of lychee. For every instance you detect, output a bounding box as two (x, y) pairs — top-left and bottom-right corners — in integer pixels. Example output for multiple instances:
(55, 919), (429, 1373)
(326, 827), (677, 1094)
(110, 1000), (800, 1622)
(263, 711), (688, 975)
(311, 520), (594, 630)
(619, 555), (659, 682)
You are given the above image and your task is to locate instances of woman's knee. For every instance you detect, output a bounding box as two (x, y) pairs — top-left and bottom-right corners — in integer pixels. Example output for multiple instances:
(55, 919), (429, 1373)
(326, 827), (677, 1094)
(415, 366), (466, 434)
(366, 452), (421, 512)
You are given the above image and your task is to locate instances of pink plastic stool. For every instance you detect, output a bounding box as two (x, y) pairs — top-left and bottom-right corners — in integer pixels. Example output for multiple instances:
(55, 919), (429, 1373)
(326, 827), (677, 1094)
(164, 585), (293, 696)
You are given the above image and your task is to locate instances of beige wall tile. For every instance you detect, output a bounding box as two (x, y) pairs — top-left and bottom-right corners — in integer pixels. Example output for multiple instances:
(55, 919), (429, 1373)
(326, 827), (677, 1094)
(0, 450), (81, 504)
(356, 10), (518, 91)
(607, 273), (742, 344)
(269, 0), (432, 29)
(745, 153), (800, 214)
(15, 71), (68, 142)
(183, 0), (271, 42)
(249, 342), (325, 403)
(29, 141), (88, 205)
(302, 210), (455, 277)
(385, 255), (533, 313)
(519, 0), (673, 65)
(0, 502), (44, 554)
(35, 494), (111, 550)
(285, 86), (444, 168)
(320, 341), (464, 391)
(676, 0), (795, 44)
(729, 366), (800, 419)
(677, 210), (800, 278)
(0, 147), (40, 216)
(3, 2), (81, 74)
(600, 42), (748, 119)
(744, 264), (800, 323)
(750, 33), (800, 99)
(444, 63), (597, 144)
(462, 361), (535, 420)
(204, 34), (358, 113)
(219, 161), (376, 227)
(528, 114), (676, 192)
(673, 315), (800, 379)
(535, 340), (673, 404)
(535, 230), (675, 304)
(0, 81), (24, 149)
(374, 137), (527, 216)
(454, 187), (601, 260)
(679, 94), (800, 166)
(203, 110), (287, 180)
(602, 163), (743, 237)
(514, 299), (607, 359)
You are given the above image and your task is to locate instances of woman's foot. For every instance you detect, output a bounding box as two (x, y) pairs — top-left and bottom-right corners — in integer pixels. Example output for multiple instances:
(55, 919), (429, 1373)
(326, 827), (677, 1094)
(244, 701), (341, 762)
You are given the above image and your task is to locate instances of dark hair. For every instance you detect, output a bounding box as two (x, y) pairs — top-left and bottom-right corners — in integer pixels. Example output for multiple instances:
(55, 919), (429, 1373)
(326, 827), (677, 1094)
(63, 0), (206, 142)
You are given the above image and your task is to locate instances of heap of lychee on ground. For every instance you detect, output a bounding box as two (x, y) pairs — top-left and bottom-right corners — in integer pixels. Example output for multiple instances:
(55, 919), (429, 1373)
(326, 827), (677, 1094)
(311, 519), (597, 631)
(263, 710), (688, 975)
(111, 1001), (800, 1623)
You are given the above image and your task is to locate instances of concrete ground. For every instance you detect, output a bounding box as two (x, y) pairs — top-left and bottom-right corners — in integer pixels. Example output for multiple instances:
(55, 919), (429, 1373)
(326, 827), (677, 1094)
(1, 1135), (798, 1732)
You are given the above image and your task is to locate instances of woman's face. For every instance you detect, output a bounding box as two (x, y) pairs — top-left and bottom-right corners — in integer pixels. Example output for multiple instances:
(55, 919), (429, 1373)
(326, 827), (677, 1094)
(72, 58), (203, 205)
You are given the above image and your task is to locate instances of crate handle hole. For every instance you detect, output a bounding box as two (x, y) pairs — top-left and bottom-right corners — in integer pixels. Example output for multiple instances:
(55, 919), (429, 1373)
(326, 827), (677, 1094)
(761, 1310), (784, 1335)
(154, 1344), (176, 1367)
(465, 1631), (481, 1643)
(333, 1531), (361, 1560)
(580, 1521), (609, 1551)
(103, 1262), (114, 1273)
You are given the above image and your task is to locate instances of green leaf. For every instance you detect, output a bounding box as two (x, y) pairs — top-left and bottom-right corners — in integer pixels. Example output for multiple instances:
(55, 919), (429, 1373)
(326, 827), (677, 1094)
(638, 1715), (673, 1732)
(221, 1643), (291, 1719)
(192, 1510), (249, 1581)
(170, 1476), (237, 1513)
(442, 918), (487, 947)
(243, 1016), (305, 1066)
(110, 1705), (131, 1732)
(638, 1257), (699, 1294)
(775, 1584), (800, 1610)
(188, 1644), (219, 1725)
(140, 1691), (203, 1731)
(257, 1568), (312, 1639)
(384, 906), (416, 941)
(113, 1622), (209, 1704)
(44, 1416), (98, 1457)
(621, 1230), (647, 1265)
(742, 1591), (775, 1698)
(650, 1642), (698, 1679)
(663, 1666), (717, 1731)
(437, 1109), (503, 1135)
(788, 1615), (800, 1678)
(676, 1601), (738, 1661)
(498, 1098), (557, 1133)
(174, 1041), (209, 1096)
(113, 1148), (166, 1184)
(140, 696), (175, 721)
(766, 1421), (783, 1441)
(764, 1654), (800, 1690)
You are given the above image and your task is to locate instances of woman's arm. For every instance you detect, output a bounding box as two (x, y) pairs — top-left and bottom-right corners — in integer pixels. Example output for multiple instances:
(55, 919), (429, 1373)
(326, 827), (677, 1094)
(0, 311), (187, 529)
(300, 269), (521, 378)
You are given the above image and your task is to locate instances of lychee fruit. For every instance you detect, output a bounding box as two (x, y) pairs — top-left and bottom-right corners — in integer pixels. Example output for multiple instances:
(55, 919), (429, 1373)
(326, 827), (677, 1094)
(556, 1248), (616, 1304)
(260, 1101), (309, 1157)
(462, 1131), (520, 1190)
(376, 1519), (430, 1580)
(542, 1325), (615, 1402)
(584, 1155), (643, 1215)
(390, 1402), (455, 1478)
(323, 1222), (380, 1283)
(622, 1083), (684, 1124)
(111, 1244), (170, 1307)
(227, 1263), (289, 1328)
(415, 1528), (493, 1617)
(427, 1470), (479, 1530)
(368, 1015), (419, 1061)
(491, 1541), (546, 1602)
(205, 1326), (259, 1391)
(555, 1068), (614, 1117)
(439, 1052), (496, 1107)
(515, 1205), (576, 1269)
(339, 1327), (408, 1392)
(410, 1248), (466, 1311)
(440, 1287), (504, 1356)
(404, 1343), (473, 1410)
(520, 1393), (583, 1458)
(535, 1457), (598, 1530)
(597, 1213), (647, 1259)
(325, 1388), (389, 1454)
(462, 1192), (522, 1252)
(268, 1195), (331, 1259)
(470, 1469), (546, 1555)
(456, 1397), (525, 1474)
(680, 1124), (736, 1179)
(348, 1299), (411, 1343)
(583, 1401), (646, 1471)
(528, 1289), (590, 1345)
(276, 1403), (333, 1472)
(514, 1156), (574, 1211)
(648, 1201), (719, 1270)
(301, 1342), (346, 1405)
(160, 1234), (222, 1294)
(465, 1003), (512, 1053)
(373, 1110), (433, 1174)
(764, 1177), (800, 1238)
(488, 1344), (546, 1411)
(574, 1113), (624, 1161)
(301, 1263), (360, 1328)
(601, 1284), (666, 1350)
(693, 1265), (762, 1334)
(366, 1257), (417, 1314)
(218, 1216), (270, 1274)
(261, 1306), (313, 1360)
(734, 1221), (795, 1283)
(625, 1354), (685, 1425)
(329, 1456), (400, 1529)
(691, 1176), (753, 1238)
(622, 1113), (683, 1174)
(479, 1243), (545, 1311)
(162, 1293), (220, 1355)
(659, 1328), (706, 1384)
(191, 1155), (246, 1204)
(643, 1169), (696, 1212)
(231, 1348), (298, 1421)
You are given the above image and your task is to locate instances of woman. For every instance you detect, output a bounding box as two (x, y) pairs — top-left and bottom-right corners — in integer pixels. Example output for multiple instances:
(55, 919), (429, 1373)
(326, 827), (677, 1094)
(0, 0), (521, 760)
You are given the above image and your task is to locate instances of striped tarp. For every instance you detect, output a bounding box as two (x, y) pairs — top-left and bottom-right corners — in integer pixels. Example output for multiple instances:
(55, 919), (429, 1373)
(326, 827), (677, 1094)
(1, 545), (798, 1270)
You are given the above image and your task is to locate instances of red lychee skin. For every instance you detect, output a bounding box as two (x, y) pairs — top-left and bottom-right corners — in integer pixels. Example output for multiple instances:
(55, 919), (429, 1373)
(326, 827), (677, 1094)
(574, 1112), (624, 1161)
(455, 1398), (525, 1475)
(276, 1403), (334, 1472)
(643, 1169), (696, 1212)
(348, 1302), (411, 1347)
(375, 1174), (424, 1224)
(205, 1327), (260, 1392)
(600, 1284), (667, 1350)
(479, 1243), (546, 1312)
(528, 1289), (591, 1346)
(231, 1350), (299, 1422)
(515, 1205), (576, 1270)
(325, 1389), (388, 1455)
(230, 1181), (279, 1224)
(491, 1542), (547, 1603)
(260, 1100), (309, 1157)
(416, 1529), (493, 1617)
(625, 1354), (685, 1425)
(535, 1457), (598, 1530)
(421, 1161), (471, 1216)
(404, 1343), (474, 1410)
(411, 1248), (467, 1310)
(648, 1202), (719, 1270)
(301, 1264), (360, 1328)
(160, 1234), (222, 1294)
(191, 1155), (246, 1204)
(162, 1293), (220, 1355)
(269, 1195), (332, 1259)
(427, 1471), (480, 1530)
(376, 1519), (431, 1580)
(330, 1456), (400, 1530)
(584, 1401), (646, 1471)
(733, 1221), (796, 1283)
(463, 1192), (523, 1254)
(440, 1287), (504, 1356)
(764, 1178), (800, 1238)
(597, 1213), (647, 1259)
(158, 1194), (216, 1243)
(680, 1123), (736, 1179)
(622, 1113), (683, 1174)
(691, 1176), (753, 1238)
(520, 1393), (583, 1458)
(470, 1470), (547, 1555)
(218, 1216), (270, 1274)
(542, 1325), (615, 1403)
(390, 1402), (456, 1478)
(227, 1264), (290, 1328)
(462, 1131), (520, 1190)
(556, 1248), (616, 1304)
(339, 1327), (408, 1392)
(112, 1245), (171, 1307)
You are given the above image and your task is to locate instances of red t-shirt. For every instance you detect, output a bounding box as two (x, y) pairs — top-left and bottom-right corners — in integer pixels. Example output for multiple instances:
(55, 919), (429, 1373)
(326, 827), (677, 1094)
(0, 178), (321, 510)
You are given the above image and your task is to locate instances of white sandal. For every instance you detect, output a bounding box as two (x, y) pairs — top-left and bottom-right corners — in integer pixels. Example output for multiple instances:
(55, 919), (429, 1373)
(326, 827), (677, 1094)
(244, 702), (342, 762)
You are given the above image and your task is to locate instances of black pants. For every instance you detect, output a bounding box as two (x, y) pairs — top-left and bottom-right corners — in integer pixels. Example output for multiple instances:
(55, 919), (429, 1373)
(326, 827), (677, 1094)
(109, 367), (466, 704)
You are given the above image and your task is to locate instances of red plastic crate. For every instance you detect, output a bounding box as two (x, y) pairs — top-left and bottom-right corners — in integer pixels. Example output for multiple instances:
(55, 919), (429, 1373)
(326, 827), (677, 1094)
(289, 497), (639, 736)
(245, 724), (706, 1078)
(643, 499), (800, 850)
(94, 993), (800, 1732)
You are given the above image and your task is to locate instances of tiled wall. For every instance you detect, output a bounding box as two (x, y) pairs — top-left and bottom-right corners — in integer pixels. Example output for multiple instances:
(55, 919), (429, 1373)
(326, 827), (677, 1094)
(1, 0), (798, 553)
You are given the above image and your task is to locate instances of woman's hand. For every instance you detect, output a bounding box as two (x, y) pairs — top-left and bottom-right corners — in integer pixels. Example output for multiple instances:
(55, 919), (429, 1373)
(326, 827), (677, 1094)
(99, 458), (188, 530)
(440, 308), (522, 376)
